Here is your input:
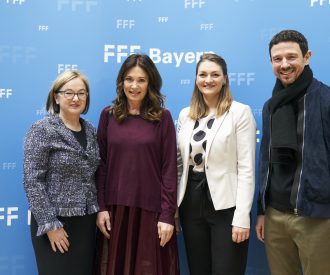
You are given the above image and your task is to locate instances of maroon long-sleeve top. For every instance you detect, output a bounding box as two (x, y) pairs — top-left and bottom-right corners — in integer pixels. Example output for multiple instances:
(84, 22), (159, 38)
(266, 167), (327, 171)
(96, 107), (178, 225)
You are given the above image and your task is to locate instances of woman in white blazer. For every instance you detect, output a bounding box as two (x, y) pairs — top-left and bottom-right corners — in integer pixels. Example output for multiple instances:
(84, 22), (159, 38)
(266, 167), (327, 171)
(177, 53), (256, 275)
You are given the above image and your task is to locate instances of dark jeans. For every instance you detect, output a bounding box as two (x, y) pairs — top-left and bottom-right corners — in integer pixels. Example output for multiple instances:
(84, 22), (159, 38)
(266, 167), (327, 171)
(179, 169), (248, 275)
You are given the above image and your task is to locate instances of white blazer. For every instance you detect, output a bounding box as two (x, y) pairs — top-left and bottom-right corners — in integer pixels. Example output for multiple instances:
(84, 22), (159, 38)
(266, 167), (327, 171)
(177, 101), (256, 228)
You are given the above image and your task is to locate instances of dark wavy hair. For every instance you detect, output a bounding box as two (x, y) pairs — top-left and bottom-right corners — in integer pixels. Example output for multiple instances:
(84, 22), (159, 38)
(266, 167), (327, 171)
(269, 30), (309, 58)
(112, 54), (165, 123)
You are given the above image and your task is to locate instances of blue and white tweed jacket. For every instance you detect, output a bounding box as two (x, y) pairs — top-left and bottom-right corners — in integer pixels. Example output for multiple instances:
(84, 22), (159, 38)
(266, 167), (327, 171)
(23, 114), (100, 236)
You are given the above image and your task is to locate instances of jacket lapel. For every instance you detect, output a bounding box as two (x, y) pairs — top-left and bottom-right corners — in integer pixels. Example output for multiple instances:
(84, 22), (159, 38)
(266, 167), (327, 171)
(84, 121), (97, 153)
(205, 110), (229, 158)
(182, 118), (195, 163)
(51, 114), (83, 152)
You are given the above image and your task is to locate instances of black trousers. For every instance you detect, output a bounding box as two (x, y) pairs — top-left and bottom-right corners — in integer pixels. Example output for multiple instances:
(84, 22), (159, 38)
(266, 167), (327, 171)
(179, 169), (248, 275)
(31, 213), (97, 275)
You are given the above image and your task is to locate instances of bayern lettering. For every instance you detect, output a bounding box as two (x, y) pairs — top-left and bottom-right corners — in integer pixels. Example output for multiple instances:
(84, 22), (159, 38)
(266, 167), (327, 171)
(148, 48), (208, 67)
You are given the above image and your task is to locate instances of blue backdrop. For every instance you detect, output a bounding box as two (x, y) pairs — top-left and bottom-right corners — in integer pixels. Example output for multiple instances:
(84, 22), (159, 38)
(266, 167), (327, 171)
(1, 0), (330, 274)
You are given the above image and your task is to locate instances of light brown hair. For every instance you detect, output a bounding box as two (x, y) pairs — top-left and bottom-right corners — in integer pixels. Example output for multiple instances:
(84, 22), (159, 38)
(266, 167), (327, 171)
(189, 53), (232, 120)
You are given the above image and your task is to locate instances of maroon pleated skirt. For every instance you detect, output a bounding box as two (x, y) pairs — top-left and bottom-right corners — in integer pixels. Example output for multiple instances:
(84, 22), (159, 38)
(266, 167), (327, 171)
(94, 205), (180, 275)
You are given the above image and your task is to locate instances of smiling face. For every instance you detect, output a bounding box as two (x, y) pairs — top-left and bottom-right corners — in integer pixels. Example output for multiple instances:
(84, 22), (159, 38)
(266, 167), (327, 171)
(55, 77), (87, 118)
(270, 41), (311, 87)
(196, 60), (226, 102)
(123, 65), (149, 108)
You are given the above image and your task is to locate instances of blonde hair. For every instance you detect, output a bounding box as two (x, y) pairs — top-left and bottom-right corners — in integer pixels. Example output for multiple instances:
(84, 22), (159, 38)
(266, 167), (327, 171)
(189, 53), (232, 120)
(46, 70), (90, 114)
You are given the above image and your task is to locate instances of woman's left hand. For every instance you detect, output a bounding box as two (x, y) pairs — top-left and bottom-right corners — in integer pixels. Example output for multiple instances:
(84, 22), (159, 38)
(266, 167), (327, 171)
(157, 222), (174, 247)
(232, 226), (250, 243)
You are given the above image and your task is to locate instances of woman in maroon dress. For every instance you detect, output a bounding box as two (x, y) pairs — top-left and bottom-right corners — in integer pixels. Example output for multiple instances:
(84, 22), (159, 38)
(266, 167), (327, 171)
(95, 54), (179, 275)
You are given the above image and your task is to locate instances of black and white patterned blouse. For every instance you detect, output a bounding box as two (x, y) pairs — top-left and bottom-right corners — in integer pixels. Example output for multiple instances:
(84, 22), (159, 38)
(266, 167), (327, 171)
(189, 113), (215, 172)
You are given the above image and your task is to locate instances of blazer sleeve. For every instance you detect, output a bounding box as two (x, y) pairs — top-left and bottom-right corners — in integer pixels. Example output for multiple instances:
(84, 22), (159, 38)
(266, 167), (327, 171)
(23, 121), (63, 236)
(257, 101), (271, 215)
(232, 105), (256, 228)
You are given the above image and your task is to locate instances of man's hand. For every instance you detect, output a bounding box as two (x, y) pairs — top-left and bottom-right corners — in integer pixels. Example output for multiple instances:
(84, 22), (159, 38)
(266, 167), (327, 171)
(255, 215), (265, 242)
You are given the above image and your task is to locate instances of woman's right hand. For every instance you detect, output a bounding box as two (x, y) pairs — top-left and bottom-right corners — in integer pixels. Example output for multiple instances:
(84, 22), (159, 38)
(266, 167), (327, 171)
(96, 211), (111, 239)
(47, 228), (70, 253)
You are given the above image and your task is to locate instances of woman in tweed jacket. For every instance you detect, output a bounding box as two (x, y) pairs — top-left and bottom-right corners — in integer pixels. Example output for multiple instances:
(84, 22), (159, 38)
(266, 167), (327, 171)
(23, 70), (100, 275)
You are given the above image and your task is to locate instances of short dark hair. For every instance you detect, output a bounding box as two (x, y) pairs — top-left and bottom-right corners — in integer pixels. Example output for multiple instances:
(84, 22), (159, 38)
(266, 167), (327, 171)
(113, 53), (165, 122)
(46, 70), (90, 114)
(269, 30), (309, 57)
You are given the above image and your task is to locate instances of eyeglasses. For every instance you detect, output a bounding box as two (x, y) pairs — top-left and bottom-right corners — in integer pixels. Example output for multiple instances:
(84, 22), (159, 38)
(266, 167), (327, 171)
(58, 89), (88, 100)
